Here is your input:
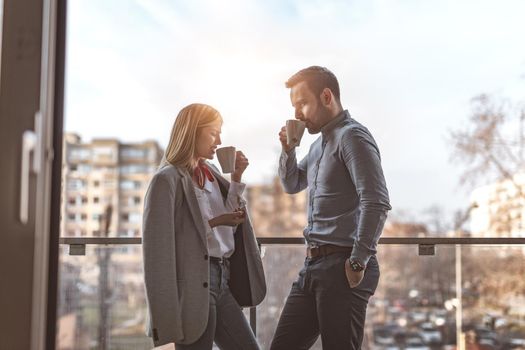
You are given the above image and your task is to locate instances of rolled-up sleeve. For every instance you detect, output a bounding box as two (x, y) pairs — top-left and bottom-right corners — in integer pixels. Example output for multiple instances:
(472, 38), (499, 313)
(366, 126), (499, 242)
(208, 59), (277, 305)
(226, 181), (247, 210)
(340, 128), (391, 266)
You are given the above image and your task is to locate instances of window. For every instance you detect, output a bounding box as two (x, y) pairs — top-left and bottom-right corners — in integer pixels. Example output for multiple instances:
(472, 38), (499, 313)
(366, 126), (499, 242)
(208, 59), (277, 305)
(129, 212), (141, 223)
(93, 180), (100, 187)
(93, 197), (99, 203)
(104, 179), (115, 188)
(77, 164), (91, 173)
(66, 213), (86, 222)
(120, 180), (141, 190)
(67, 179), (85, 190)
(120, 164), (146, 174)
(126, 196), (141, 206)
(120, 213), (141, 224)
(92, 146), (116, 163)
(68, 147), (91, 161)
(93, 146), (114, 157)
(120, 148), (144, 159)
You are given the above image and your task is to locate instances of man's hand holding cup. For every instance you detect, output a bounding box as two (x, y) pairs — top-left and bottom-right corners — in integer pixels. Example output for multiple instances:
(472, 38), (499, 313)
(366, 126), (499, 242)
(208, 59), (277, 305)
(279, 119), (306, 153)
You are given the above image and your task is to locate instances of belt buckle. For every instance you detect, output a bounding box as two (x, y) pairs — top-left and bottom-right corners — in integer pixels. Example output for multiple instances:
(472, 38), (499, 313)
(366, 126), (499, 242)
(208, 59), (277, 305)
(211, 256), (225, 265)
(311, 247), (320, 258)
(307, 242), (320, 258)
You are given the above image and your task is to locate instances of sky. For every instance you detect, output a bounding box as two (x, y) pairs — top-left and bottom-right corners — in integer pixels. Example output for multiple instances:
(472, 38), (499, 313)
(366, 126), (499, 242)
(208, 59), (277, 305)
(64, 0), (525, 221)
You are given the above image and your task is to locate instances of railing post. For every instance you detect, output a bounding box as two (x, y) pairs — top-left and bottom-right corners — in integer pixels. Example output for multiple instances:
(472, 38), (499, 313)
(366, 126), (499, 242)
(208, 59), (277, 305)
(455, 244), (465, 350)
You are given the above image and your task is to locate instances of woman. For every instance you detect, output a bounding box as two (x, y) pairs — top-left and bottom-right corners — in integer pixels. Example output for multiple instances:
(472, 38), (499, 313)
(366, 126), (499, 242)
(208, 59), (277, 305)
(142, 103), (266, 349)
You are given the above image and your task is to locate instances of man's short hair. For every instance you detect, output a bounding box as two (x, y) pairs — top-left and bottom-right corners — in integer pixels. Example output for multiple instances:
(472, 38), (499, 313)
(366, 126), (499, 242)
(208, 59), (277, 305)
(285, 66), (340, 101)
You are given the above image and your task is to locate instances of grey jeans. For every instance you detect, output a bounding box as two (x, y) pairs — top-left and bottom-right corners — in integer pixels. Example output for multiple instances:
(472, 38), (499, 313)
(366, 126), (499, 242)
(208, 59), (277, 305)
(176, 259), (260, 350)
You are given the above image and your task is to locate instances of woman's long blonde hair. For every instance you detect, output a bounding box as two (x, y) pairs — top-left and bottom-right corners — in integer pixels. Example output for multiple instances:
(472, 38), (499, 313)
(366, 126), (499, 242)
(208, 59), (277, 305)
(162, 103), (222, 171)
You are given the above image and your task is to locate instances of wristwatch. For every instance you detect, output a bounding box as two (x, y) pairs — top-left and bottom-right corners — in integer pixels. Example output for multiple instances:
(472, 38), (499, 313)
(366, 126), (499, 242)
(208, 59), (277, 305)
(348, 259), (364, 272)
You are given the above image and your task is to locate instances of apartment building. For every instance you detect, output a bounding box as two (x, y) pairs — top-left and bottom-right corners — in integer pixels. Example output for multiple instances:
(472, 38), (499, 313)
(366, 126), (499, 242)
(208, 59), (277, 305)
(61, 133), (163, 237)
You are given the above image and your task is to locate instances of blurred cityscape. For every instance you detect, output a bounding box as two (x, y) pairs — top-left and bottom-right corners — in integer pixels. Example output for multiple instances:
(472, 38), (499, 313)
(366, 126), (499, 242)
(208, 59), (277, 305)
(57, 135), (525, 350)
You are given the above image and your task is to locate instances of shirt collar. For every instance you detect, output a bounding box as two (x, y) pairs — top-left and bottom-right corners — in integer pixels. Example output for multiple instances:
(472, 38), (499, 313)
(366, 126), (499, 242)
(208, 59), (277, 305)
(321, 110), (349, 139)
(202, 177), (214, 193)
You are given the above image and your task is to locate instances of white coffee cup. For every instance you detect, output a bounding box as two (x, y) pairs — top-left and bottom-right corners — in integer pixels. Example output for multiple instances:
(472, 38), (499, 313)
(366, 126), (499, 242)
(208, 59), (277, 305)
(216, 146), (237, 173)
(286, 119), (306, 147)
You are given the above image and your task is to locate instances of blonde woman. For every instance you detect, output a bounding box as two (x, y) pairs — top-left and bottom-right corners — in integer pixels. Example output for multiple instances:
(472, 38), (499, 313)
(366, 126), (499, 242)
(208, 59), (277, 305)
(142, 103), (266, 349)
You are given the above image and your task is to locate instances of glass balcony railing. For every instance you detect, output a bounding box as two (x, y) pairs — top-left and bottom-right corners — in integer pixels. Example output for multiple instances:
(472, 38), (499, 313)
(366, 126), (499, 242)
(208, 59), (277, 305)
(57, 244), (151, 350)
(57, 238), (525, 350)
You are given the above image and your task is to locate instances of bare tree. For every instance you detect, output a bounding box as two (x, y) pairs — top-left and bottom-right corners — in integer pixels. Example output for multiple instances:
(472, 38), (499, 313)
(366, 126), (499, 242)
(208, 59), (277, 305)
(450, 94), (525, 186)
(449, 94), (525, 235)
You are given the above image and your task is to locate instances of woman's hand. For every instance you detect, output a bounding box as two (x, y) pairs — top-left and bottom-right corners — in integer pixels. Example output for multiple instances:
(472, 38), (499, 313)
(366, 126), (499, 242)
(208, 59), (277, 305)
(209, 209), (246, 228)
(231, 151), (249, 183)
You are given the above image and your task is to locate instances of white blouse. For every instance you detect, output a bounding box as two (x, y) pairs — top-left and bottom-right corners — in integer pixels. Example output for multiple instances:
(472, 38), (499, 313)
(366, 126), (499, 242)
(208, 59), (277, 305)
(193, 178), (246, 258)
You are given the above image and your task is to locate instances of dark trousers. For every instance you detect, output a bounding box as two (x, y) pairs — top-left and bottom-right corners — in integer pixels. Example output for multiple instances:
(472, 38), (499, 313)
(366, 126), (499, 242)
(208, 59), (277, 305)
(270, 252), (380, 350)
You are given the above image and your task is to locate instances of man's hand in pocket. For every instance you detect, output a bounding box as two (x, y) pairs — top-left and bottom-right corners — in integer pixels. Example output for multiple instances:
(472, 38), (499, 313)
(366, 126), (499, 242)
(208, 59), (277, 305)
(344, 259), (364, 288)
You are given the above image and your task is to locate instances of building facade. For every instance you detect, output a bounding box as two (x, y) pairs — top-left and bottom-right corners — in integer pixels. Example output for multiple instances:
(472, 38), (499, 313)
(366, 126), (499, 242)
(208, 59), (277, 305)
(60, 133), (163, 237)
(470, 173), (525, 237)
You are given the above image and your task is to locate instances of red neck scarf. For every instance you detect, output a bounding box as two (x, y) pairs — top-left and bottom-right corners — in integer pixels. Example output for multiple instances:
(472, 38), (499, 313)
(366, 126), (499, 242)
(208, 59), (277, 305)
(193, 162), (215, 189)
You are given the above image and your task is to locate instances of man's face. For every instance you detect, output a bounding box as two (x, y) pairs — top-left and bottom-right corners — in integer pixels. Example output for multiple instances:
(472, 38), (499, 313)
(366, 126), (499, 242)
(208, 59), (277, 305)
(290, 81), (330, 134)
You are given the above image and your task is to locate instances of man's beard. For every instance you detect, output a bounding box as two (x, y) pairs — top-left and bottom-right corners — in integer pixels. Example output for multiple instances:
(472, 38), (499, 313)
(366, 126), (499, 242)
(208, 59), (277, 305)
(307, 105), (332, 134)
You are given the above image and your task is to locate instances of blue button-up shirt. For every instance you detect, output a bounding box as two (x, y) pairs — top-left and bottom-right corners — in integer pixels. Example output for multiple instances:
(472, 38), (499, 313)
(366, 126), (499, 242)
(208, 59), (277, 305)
(279, 110), (391, 266)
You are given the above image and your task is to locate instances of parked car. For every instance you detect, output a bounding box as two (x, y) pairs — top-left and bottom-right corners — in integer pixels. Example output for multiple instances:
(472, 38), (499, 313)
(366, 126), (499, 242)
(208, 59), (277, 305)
(404, 332), (431, 350)
(419, 322), (443, 344)
(373, 324), (400, 346)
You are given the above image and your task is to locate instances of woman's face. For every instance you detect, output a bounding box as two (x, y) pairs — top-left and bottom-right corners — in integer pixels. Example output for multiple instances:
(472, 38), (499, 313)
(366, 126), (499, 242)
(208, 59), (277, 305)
(195, 120), (222, 161)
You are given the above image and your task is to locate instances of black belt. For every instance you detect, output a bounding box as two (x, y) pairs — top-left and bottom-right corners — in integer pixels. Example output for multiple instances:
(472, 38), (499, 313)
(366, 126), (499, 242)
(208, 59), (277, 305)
(210, 256), (228, 265)
(306, 244), (353, 258)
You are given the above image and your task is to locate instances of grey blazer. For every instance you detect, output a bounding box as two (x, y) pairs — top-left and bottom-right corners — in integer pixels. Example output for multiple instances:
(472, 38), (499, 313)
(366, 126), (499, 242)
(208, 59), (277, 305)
(142, 163), (266, 346)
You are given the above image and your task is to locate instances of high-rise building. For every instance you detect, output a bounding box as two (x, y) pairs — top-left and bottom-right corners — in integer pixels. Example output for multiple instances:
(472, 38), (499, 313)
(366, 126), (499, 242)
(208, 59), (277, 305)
(60, 133), (163, 237)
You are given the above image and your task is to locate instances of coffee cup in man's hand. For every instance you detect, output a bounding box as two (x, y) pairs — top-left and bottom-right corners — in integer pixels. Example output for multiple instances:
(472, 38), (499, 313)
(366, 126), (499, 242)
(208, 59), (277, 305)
(286, 119), (306, 147)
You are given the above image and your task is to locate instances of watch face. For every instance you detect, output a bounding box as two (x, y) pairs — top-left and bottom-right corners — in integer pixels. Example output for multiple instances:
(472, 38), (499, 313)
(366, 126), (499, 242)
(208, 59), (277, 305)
(350, 261), (364, 272)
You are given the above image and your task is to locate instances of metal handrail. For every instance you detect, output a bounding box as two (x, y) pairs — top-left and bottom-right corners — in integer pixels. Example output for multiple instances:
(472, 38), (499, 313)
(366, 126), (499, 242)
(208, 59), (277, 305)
(58, 236), (525, 245)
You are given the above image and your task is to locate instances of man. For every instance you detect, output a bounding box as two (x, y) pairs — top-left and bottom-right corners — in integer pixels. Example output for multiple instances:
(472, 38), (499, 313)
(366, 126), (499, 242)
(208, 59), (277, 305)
(270, 66), (391, 349)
